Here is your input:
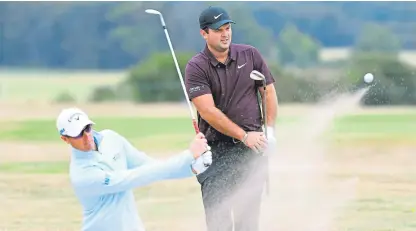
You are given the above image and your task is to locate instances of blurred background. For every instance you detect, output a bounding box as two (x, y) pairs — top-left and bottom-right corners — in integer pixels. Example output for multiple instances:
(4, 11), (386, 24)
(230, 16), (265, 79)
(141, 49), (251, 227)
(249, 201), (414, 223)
(1, 1), (416, 105)
(0, 2), (415, 231)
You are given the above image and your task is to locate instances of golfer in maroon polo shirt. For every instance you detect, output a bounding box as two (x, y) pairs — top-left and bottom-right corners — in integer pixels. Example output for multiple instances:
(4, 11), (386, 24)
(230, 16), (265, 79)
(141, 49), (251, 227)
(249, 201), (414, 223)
(184, 6), (279, 231)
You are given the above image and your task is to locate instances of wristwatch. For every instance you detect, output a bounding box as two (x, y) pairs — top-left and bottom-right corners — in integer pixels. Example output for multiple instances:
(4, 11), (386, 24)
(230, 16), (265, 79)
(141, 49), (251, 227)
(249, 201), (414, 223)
(241, 132), (248, 144)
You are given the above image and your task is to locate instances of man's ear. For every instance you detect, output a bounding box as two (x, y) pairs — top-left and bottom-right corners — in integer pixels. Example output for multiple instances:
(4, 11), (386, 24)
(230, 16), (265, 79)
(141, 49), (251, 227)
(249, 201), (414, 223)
(61, 135), (70, 144)
(200, 29), (208, 40)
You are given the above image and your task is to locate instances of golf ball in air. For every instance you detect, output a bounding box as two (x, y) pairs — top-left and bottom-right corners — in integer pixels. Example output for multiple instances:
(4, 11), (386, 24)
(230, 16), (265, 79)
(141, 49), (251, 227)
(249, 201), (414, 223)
(364, 73), (374, 83)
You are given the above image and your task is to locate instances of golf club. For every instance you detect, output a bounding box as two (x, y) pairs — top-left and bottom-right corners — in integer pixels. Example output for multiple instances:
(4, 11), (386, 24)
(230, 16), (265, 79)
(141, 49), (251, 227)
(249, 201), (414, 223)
(250, 70), (268, 139)
(145, 9), (200, 134)
(250, 70), (270, 196)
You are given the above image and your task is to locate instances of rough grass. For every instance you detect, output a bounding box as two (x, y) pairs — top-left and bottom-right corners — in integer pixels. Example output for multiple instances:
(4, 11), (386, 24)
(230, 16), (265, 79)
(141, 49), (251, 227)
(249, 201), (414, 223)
(1, 144), (416, 231)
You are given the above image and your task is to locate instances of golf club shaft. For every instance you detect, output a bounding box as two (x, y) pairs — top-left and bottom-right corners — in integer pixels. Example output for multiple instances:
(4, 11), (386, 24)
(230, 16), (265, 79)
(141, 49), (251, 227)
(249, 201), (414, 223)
(263, 84), (267, 138)
(262, 83), (270, 196)
(151, 11), (200, 134)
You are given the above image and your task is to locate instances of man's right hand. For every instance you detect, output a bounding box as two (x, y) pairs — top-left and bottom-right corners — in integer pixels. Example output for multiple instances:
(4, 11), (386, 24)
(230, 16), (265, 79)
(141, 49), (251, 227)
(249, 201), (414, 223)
(189, 132), (210, 159)
(243, 131), (268, 153)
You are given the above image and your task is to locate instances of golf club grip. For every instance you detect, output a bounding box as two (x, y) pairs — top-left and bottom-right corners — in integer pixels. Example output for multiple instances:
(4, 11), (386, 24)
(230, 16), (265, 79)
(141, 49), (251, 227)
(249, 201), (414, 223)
(192, 119), (200, 134)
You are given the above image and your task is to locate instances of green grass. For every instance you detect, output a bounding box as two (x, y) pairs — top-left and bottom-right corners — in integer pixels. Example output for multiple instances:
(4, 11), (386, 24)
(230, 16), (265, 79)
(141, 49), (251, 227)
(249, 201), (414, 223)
(0, 117), (197, 152)
(330, 113), (416, 142)
(0, 117), (195, 141)
(0, 113), (414, 142)
(0, 112), (415, 175)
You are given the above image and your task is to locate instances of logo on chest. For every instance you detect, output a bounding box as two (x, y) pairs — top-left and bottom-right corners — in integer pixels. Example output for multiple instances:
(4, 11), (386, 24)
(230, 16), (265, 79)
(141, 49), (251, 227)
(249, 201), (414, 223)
(112, 153), (120, 161)
(237, 63), (247, 69)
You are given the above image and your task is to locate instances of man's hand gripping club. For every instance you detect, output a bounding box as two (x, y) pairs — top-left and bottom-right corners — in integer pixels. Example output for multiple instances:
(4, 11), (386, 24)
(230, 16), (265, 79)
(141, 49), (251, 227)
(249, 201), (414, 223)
(189, 132), (212, 175)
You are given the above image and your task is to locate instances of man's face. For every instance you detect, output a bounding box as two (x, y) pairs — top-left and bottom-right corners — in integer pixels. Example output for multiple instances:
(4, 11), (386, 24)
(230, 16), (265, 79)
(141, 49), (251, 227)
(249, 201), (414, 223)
(201, 23), (232, 52)
(61, 124), (94, 152)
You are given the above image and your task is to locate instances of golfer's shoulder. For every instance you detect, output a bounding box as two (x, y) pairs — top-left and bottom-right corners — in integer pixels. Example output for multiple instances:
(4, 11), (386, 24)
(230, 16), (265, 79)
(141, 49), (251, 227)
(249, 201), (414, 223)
(232, 43), (260, 54)
(185, 52), (210, 76)
(187, 52), (207, 66)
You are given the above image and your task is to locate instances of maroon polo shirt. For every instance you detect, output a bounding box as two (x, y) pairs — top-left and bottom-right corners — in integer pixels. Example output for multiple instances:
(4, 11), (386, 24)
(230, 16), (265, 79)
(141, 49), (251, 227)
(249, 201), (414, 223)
(185, 43), (275, 142)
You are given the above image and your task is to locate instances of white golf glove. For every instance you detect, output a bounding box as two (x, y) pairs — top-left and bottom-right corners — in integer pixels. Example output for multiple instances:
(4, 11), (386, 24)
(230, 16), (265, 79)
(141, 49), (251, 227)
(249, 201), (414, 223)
(265, 126), (277, 154)
(266, 126), (276, 143)
(191, 146), (212, 175)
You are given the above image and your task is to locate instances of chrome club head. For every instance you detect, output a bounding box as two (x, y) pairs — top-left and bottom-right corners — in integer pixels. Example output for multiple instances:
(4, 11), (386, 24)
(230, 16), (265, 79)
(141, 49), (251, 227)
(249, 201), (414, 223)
(145, 9), (161, 15)
(250, 70), (266, 82)
(145, 9), (166, 27)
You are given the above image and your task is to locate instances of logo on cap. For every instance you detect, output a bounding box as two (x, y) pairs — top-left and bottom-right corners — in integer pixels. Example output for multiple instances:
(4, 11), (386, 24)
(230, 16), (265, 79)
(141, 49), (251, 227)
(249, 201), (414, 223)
(199, 6), (235, 30)
(68, 113), (82, 122)
(214, 13), (223, 19)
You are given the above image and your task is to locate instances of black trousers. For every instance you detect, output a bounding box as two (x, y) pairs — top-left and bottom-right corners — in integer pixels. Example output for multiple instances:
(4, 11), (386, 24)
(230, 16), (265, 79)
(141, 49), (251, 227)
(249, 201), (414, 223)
(196, 140), (268, 231)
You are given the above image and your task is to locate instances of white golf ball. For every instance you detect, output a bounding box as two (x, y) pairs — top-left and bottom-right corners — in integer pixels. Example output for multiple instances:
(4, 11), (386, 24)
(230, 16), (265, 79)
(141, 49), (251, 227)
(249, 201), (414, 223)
(364, 73), (374, 83)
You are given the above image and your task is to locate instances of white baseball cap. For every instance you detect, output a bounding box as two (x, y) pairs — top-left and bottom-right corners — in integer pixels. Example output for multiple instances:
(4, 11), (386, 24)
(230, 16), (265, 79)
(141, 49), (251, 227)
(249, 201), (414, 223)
(56, 107), (95, 137)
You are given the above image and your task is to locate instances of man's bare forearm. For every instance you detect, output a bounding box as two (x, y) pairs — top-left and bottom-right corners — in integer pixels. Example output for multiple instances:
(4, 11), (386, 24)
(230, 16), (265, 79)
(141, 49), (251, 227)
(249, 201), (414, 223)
(261, 84), (278, 128)
(199, 107), (246, 141)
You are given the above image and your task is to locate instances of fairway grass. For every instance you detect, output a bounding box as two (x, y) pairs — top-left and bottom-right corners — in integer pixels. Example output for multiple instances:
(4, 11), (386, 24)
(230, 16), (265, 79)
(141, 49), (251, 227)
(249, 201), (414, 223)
(0, 113), (414, 145)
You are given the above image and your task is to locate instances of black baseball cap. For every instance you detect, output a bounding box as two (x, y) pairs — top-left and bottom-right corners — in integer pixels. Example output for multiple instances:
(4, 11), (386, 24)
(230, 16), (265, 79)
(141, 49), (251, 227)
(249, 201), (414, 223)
(199, 6), (235, 30)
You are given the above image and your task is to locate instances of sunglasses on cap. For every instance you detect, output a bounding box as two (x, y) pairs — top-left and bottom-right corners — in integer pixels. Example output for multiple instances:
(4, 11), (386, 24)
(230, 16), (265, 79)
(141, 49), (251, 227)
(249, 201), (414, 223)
(66, 124), (92, 139)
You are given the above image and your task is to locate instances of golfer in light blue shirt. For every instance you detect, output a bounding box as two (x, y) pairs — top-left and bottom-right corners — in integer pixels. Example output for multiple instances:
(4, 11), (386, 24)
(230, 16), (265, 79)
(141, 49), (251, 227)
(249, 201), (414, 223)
(56, 107), (212, 231)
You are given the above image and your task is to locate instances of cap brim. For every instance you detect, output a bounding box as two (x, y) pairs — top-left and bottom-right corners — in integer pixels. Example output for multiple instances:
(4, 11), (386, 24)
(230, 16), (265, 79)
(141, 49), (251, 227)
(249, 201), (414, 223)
(65, 117), (95, 137)
(208, 19), (235, 30)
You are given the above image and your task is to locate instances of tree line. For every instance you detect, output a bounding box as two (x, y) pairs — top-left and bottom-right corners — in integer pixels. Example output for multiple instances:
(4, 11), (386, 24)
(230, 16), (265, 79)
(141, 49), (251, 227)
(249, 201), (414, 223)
(86, 26), (415, 106)
(0, 1), (415, 70)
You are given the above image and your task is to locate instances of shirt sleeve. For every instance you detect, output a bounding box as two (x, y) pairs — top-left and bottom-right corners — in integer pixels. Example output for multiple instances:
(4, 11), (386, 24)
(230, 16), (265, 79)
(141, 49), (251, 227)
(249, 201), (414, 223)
(71, 150), (195, 197)
(252, 47), (276, 86)
(100, 129), (155, 169)
(185, 61), (211, 100)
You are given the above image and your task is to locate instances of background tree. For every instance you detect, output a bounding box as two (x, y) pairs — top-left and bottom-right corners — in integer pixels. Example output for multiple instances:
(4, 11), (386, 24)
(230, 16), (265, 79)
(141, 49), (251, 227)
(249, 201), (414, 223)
(352, 23), (402, 57)
(124, 52), (194, 103)
(276, 23), (321, 67)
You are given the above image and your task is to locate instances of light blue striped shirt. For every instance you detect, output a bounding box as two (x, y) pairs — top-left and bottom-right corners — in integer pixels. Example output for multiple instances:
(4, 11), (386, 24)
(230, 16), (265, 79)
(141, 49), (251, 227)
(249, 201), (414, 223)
(69, 129), (195, 231)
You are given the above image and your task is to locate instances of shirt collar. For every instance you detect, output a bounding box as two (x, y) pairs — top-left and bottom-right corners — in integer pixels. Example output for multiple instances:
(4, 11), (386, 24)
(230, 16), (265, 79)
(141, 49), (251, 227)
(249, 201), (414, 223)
(203, 43), (236, 66)
(71, 130), (103, 160)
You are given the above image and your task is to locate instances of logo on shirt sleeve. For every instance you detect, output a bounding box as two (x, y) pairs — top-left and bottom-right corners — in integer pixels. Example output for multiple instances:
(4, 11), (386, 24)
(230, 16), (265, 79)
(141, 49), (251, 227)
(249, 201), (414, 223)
(189, 86), (204, 94)
(103, 173), (111, 185)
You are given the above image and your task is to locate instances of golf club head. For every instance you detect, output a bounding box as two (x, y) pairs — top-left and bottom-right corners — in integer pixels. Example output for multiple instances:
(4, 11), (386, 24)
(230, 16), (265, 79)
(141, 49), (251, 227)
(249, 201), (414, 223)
(145, 9), (161, 15)
(250, 71), (268, 139)
(250, 70), (266, 82)
(145, 9), (166, 27)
